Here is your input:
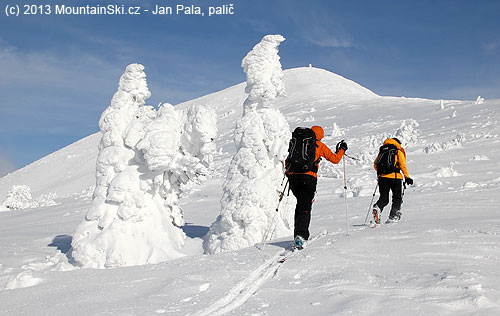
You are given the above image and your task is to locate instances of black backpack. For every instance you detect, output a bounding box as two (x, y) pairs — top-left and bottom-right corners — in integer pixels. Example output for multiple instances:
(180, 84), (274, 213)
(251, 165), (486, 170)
(286, 127), (318, 173)
(375, 144), (399, 176)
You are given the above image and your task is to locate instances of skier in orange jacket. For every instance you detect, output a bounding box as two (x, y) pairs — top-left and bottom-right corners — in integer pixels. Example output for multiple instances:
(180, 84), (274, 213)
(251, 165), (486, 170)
(287, 125), (347, 246)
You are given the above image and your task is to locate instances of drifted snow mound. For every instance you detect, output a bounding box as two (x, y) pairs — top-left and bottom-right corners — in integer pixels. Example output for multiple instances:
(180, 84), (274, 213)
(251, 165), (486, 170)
(71, 64), (216, 268)
(204, 34), (293, 254)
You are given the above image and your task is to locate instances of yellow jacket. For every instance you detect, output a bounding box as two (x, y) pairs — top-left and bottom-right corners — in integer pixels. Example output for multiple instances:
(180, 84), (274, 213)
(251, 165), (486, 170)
(373, 138), (410, 180)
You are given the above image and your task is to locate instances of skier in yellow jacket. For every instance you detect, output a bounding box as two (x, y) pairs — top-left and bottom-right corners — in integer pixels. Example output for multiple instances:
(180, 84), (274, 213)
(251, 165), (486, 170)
(372, 138), (413, 223)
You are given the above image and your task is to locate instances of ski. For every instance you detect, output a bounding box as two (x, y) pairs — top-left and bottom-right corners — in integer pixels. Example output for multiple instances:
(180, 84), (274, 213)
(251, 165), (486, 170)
(384, 219), (400, 225)
(277, 229), (327, 263)
(365, 218), (400, 228)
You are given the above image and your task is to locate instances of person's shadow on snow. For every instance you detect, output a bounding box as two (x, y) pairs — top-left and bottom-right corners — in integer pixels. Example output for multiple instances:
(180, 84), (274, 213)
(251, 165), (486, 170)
(183, 223), (210, 238)
(48, 235), (72, 254)
(268, 240), (293, 250)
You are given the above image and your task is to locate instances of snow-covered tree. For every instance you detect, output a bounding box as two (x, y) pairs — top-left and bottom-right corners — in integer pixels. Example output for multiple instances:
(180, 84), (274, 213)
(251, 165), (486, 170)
(71, 64), (216, 268)
(392, 119), (420, 147)
(203, 34), (293, 254)
(331, 122), (346, 137)
(474, 96), (485, 105)
(0, 185), (33, 211)
(0, 185), (58, 212)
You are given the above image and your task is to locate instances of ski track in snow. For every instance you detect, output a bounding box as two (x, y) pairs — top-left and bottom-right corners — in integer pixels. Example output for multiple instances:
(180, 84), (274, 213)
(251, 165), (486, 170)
(193, 231), (327, 316)
(192, 251), (284, 316)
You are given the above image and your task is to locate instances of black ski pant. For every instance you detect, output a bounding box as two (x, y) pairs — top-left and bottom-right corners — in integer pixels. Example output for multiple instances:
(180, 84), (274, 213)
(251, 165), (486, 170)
(375, 177), (403, 218)
(288, 174), (317, 240)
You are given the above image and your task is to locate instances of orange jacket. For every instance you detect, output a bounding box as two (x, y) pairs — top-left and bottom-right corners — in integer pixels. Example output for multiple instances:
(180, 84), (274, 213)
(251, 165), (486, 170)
(288, 126), (345, 178)
(373, 138), (410, 180)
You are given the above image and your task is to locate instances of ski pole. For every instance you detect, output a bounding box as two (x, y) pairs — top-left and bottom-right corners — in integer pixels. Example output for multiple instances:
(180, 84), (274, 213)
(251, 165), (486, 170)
(342, 156), (349, 236)
(261, 210), (279, 251)
(261, 179), (289, 250)
(276, 179), (289, 212)
(364, 181), (379, 225)
(344, 153), (362, 161)
(401, 182), (406, 205)
(280, 170), (287, 186)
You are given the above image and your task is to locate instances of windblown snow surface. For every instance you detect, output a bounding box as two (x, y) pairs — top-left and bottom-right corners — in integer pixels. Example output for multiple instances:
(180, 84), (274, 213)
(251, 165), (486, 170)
(1, 67), (499, 315)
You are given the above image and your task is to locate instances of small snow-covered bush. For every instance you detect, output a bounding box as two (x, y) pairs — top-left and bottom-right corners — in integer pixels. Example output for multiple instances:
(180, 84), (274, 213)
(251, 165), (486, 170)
(36, 192), (58, 207)
(0, 185), (57, 212)
(424, 133), (465, 154)
(392, 119), (420, 147)
(474, 96), (485, 105)
(435, 165), (461, 178)
(1, 185), (33, 211)
(330, 122), (346, 137)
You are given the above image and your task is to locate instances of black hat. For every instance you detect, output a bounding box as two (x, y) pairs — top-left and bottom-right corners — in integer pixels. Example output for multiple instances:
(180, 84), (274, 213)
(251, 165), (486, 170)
(392, 137), (402, 144)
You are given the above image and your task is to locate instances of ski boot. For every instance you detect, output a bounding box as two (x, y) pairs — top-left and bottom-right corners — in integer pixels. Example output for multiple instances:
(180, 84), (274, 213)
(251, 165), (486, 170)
(386, 211), (402, 223)
(372, 205), (381, 224)
(294, 235), (305, 250)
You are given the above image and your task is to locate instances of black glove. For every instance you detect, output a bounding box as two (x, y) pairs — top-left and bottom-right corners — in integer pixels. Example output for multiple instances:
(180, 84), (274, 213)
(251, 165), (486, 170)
(405, 178), (414, 185)
(336, 140), (348, 153)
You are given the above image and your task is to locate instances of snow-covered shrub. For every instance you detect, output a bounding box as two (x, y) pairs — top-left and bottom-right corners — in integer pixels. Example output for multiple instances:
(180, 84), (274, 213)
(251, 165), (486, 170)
(0, 185), (58, 212)
(203, 34), (293, 254)
(435, 164), (461, 178)
(474, 96), (485, 105)
(469, 155), (489, 161)
(334, 175), (376, 198)
(181, 104), (217, 175)
(79, 186), (95, 200)
(0, 185), (33, 211)
(463, 182), (480, 189)
(424, 133), (465, 154)
(330, 122), (345, 137)
(303, 115), (315, 122)
(392, 119), (420, 147)
(339, 134), (388, 170)
(71, 64), (216, 268)
(36, 192), (58, 207)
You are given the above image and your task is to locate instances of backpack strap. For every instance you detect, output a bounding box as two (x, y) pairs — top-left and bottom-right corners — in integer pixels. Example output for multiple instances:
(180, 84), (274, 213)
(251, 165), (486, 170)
(393, 149), (401, 178)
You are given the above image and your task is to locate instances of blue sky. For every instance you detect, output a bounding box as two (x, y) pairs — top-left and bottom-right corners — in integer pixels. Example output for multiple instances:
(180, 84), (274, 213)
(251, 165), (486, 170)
(0, 0), (499, 175)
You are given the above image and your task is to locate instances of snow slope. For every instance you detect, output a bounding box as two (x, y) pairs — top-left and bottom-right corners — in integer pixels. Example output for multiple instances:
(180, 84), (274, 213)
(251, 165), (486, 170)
(1, 67), (499, 315)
